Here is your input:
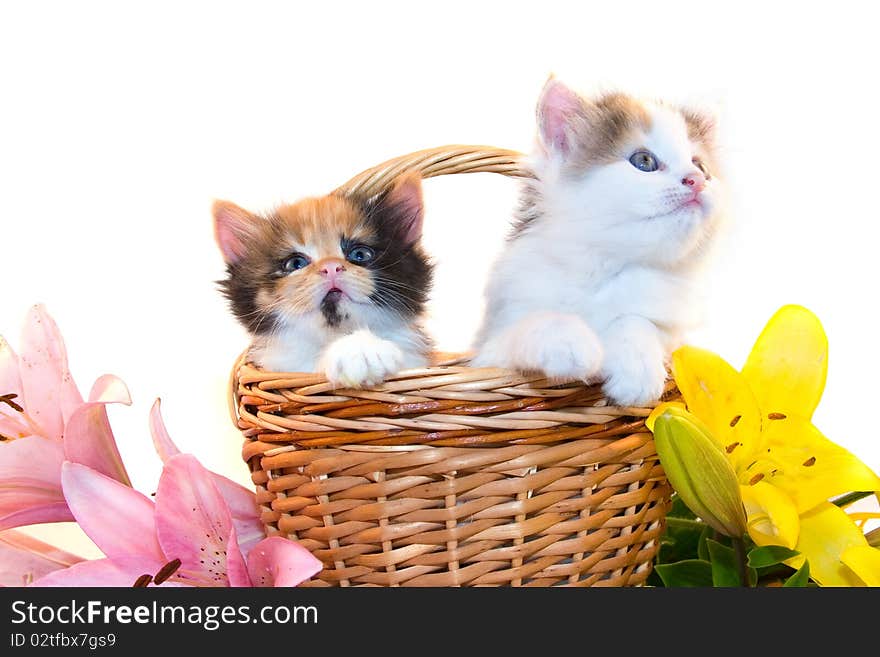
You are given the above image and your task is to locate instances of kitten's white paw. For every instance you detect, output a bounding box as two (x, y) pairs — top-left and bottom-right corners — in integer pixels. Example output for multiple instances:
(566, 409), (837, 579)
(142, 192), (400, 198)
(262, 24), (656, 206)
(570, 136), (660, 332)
(473, 313), (603, 382)
(601, 348), (667, 407)
(469, 339), (513, 369)
(319, 330), (406, 387)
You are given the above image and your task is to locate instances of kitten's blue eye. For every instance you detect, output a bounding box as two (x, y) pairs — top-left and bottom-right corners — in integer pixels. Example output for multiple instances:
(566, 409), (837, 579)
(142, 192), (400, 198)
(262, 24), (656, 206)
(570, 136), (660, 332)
(281, 253), (310, 273)
(629, 150), (659, 172)
(346, 245), (375, 265)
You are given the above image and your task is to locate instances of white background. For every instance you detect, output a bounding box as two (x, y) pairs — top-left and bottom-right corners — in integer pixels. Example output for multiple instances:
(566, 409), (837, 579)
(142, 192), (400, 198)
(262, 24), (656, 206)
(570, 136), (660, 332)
(2, 2), (878, 557)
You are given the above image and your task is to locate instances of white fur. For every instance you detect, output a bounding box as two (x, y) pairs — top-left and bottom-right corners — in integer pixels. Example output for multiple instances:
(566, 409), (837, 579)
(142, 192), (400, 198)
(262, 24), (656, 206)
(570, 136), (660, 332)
(318, 329), (408, 387)
(248, 304), (429, 386)
(473, 102), (723, 406)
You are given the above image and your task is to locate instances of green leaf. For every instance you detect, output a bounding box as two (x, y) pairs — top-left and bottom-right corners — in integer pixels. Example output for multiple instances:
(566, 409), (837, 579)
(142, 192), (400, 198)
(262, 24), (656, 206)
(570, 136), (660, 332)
(747, 545), (800, 569)
(654, 560), (713, 587)
(783, 561), (811, 587)
(707, 539), (740, 587)
(668, 493), (698, 520)
(645, 567), (665, 587)
(658, 517), (705, 564)
(697, 525), (712, 562)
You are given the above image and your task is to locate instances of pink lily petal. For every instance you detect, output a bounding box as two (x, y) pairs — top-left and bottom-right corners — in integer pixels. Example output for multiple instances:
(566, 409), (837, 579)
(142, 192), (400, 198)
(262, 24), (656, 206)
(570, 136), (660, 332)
(0, 411), (31, 442)
(61, 462), (162, 562)
(29, 556), (178, 587)
(0, 436), (64, 489)
(0, 336), (33, 440)
(18, 305), (83, 440)
(63, 394), (132, 486)
(0, 335), (22, 398)
(0, 529), (84, 586)
(225, 526), (252, 587)
(149, 398), (180, 463)
(155, 453), (236, 586)
(150, 399), (263, 554)
(0, 504), (74, 533)
(0, 336), (24, 436)
(211, 473), (264, 555)
(246, 536), (322, 587)
(0, 437), (71, 531)
(88, 374), (131, 405)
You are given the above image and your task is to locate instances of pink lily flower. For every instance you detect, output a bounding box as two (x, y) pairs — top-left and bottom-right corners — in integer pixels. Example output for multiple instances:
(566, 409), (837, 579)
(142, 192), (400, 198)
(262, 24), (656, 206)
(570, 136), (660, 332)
(149, 398), (264, 555)
(0, 529), (85, 587)
(0, 305), (132, 531)
(31, 455), (322, 587)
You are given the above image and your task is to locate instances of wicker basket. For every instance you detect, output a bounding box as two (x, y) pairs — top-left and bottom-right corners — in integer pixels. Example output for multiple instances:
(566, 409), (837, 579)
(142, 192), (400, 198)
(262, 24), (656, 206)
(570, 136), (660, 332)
(230, 145), (675, 587)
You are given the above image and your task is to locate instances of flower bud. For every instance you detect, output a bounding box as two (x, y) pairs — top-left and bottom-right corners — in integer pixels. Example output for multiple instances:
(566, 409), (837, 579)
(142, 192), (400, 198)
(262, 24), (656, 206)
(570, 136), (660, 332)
(652, 406), (748, 538)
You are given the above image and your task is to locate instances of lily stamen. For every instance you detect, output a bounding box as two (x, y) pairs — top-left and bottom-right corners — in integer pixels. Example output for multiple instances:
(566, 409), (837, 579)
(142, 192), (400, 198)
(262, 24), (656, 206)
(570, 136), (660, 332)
(154, 558), (182, 584)
(0, 393), (23, 412)
(133, 574), (153, 587)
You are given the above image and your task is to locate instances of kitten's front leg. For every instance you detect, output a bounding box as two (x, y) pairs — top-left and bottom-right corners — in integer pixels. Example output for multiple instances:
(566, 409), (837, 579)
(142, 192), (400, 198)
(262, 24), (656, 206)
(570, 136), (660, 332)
(471, 312), (603, 382)
(599, 315), (668, 407)
(319, 329), (413, 387)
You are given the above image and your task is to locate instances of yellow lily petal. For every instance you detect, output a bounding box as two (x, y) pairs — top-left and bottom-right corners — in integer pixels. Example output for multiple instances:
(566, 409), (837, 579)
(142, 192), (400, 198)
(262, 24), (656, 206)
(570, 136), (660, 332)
(672, 346), (763, 470)
(846, 512), (880, 530)
(646, 402), (686, 432)
(841, 546), (880, 586)
(756, 417), (880, 513)
(789, 502), (867, 587)
(740, 481), (799, 549)
(741, 304), (828, 421)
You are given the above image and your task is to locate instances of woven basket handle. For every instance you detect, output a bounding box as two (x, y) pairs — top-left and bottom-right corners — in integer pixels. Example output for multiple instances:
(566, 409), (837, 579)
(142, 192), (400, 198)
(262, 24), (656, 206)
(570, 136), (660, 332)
(333, 144), (531, 199)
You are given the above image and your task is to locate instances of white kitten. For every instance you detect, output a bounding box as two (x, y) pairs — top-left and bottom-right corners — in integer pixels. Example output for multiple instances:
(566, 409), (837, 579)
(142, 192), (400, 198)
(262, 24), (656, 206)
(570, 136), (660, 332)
(471, 78), (724, 406)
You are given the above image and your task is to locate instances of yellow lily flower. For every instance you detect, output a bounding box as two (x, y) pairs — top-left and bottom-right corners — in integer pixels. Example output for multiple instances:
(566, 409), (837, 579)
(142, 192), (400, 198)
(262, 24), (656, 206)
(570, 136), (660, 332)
(841, 545), (880, 586)
(652, 304), (880, 586)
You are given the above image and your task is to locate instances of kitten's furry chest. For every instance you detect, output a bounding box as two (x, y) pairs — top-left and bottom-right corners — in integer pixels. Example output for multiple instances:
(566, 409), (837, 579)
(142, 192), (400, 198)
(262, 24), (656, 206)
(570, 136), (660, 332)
(249, 312), (431, 373)
(484, 225), (700, 338)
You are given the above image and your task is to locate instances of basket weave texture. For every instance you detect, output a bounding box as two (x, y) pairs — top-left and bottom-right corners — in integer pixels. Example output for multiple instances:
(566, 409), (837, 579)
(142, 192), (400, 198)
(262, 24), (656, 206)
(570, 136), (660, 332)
(232, 146), (675, 587)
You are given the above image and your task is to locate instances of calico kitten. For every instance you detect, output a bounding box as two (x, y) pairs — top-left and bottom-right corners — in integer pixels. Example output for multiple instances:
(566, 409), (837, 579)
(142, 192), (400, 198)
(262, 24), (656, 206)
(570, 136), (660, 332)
(472, 77), (723, 406)
(214, 173), (433, 386)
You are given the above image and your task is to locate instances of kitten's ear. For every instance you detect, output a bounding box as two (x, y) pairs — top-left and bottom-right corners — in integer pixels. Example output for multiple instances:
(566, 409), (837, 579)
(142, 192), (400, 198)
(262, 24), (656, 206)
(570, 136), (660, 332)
(536, 75), (589, 155)
(376, 172), (424, 246)
(213, 200), (257, 264)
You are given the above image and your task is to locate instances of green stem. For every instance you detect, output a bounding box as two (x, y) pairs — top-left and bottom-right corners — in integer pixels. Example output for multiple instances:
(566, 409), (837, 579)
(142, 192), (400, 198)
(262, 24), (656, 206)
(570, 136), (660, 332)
(731, 536), (750, 587)
(831, 491), (874, 508)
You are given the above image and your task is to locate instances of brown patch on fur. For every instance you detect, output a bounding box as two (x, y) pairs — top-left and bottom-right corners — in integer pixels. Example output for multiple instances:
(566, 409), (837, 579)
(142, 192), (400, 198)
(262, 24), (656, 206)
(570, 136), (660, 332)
(272, 196), (374, 254)
(680, 107), (716, 149)
(561, 92), (653, 171)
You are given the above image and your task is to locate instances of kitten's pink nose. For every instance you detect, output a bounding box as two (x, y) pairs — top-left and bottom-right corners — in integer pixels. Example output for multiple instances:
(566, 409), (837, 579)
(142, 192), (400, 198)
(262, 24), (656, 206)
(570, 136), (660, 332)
(681, 171), (706, 193)
(318, 259), (346, 278)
